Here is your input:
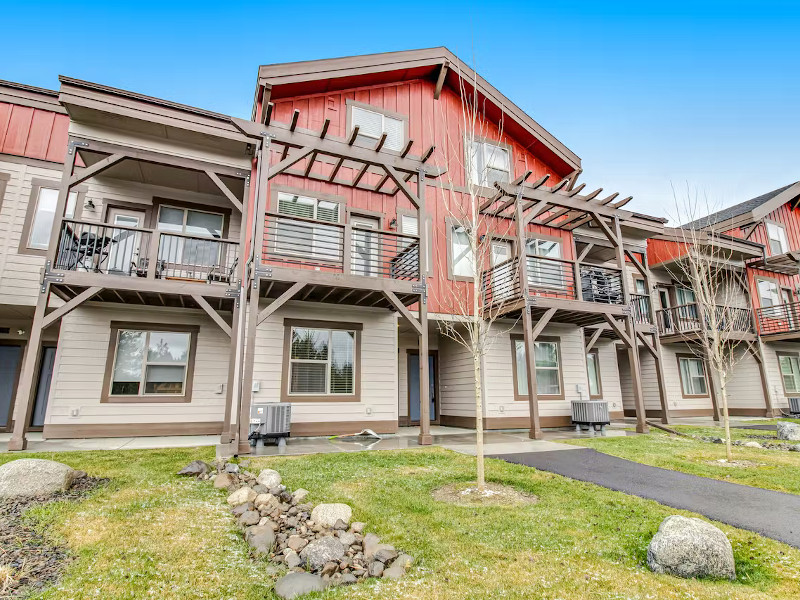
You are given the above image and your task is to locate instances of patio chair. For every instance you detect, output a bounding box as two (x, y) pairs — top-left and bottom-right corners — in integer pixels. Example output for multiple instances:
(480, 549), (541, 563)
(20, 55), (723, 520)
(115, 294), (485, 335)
(207, 256), (238, 284)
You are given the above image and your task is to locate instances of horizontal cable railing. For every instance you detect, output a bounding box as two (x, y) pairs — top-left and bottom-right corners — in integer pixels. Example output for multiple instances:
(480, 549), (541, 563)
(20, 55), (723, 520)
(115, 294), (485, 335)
(527, 255), (577, 299)
(481, 257), (522, 307)
(262, 213), (421, 281)
(630, 293), (652, 324)
(756, 302), (800, 336)
(157, 232), (239, 284)
(55, 219), (152, 277)
(579, 264), (624, 305)
(657, 303), (753, 336)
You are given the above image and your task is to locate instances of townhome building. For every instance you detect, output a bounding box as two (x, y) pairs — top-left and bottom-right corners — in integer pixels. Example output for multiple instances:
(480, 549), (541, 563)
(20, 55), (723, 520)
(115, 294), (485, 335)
(3, 48), (793, 454)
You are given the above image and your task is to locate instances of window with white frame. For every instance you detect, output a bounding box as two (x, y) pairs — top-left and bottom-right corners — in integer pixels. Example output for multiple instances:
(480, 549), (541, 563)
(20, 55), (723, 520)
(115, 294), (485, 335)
(399, 212), (432, 273)
(468, 140), (511, 187)
(450, 224), (473, 277)
(110, 329), (191, 396)
(350, 105), (404, 152)
(526, 238), (562, 288)
(275, 192), (341, 261)
(757, 279), (781, 308)
(28, 187), (78, 249)
(779, 353), (800, 393)
(288, 326), (356, 395)
(767, 221), (789, 255)
(678, 356), (708, 396)
(514, 338), (562, 396)
(587, 350), (602, 398)
(157, 205), (225, 269)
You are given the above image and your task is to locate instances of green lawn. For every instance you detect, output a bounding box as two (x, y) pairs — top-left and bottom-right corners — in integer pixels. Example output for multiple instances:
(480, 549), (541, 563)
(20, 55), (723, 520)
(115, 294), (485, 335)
(564, 425), (800, 495)
(2, 447), (799, 599)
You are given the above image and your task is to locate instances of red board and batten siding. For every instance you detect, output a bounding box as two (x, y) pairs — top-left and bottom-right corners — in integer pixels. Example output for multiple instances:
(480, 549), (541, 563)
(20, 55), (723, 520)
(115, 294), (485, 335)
(260, 79), (573, 314)
(646, 238), (689, 267)
(0, 102), (69, 163)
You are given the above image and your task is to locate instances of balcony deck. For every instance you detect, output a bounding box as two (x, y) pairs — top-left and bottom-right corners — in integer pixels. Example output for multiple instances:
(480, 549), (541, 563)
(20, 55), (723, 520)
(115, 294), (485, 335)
(756, 302), (800, 340)
(656, 303), (754, 343)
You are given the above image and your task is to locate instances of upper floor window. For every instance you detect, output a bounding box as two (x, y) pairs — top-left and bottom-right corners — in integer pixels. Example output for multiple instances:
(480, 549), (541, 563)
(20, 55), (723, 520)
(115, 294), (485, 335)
(757, 279), (780, 308)
(527, 238), (562, 289)
(766, 221), (789, 255)
(468, 141), (511, 188)
(449, 224), (474, 278)
(398, 211), (432, 274)
(157, 205), (225, 269)
(350, 105), (404, 152)
(275, 191), (340, 261)
(28, 187), (77, 250)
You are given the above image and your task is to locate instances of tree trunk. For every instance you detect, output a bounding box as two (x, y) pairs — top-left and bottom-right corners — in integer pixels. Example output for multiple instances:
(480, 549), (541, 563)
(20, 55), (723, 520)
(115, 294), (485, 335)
(474, 350), (485, 490)
(721, 381), (733, 462)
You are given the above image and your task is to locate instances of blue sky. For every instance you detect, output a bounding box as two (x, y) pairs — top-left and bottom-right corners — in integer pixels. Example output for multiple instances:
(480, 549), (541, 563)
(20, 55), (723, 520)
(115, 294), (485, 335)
(2, 1), (798, 221)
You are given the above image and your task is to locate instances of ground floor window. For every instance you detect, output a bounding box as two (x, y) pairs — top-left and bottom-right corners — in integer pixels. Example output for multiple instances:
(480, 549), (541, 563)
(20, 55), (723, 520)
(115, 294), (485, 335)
(587, 349), (602, 398)
(778, 353), (800, 394)
(104, 323), (198, 402)
(283, 319), (361, 401)
(677, 355), (708, 397)
(511, 336), (563, 399)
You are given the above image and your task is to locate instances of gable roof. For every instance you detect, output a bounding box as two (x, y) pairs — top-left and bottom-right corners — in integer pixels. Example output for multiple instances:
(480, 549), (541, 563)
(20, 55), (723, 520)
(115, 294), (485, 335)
(255, 47), (581, 173)
(682, 181), (800, 230)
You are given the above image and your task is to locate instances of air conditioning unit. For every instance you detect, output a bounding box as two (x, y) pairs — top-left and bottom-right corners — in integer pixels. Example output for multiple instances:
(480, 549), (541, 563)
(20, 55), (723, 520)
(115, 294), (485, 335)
(571, 400), (610, 434)
(249, 404), (292, 448)
(788, 397), (800, 417)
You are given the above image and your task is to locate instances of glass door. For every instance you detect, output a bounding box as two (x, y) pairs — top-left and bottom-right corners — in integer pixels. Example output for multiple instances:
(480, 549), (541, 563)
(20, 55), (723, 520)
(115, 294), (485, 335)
(491, 239), (512, 300)
(107, 208), (146, 275)
(351, 216), (380, 277)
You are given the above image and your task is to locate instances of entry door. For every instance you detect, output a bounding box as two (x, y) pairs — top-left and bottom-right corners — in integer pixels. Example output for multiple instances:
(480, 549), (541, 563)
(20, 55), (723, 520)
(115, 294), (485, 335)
(658, 288), (672, 331)
(0, 344), (23, 431)
(782, 288), (796, 329)
(351, 216), (380, 277)
(31, 346), (57, 429)
(107, 208), (146, 275)
(408, 352), (437, 424)
(491, 240), (512, 300)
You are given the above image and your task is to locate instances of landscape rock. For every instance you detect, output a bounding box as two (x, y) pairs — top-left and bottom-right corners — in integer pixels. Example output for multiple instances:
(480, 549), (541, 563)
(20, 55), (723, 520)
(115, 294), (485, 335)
(777, 421), (800, 441)
(292, 488), (309, 503)
(178, 460), (211, 476)
(311, 503), (352, 528)
(213, 473), (235, 489)
(394, 554), (414, 569)
(300, 537), (346, 571)
(338, 531), (356, 547)
(232, 502), (253, 516)
(383, 564), (406, 579)
(285, 550), (302, 568)
(274, 572), (327, 600)
(363, 532), (380, 560)
(368, 560), (385, 577)
(287, 535), (308, 552)
(0, 459), (76, 499)
(374, 545), (398, 563)
(743, 441), (762, 448)
(239, 510), (260, 526)
(245, 524), (276, 555)
(337, 572), (357, 585)
(351, 521), (366, 534)
(647, 515), (735, 580)
(225, 463), (240, 474)
(227, 486), (257, 506)
(256, 469), (282, 489)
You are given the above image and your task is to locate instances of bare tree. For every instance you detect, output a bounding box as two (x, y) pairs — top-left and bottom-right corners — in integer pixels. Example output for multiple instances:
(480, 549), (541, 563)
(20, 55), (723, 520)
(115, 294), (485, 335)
(428, 62), (525, 489)
(665, 187), (754, 461)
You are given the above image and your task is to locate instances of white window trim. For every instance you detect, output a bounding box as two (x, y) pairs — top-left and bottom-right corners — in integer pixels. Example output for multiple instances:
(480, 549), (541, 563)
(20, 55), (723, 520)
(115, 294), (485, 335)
(779, 354), (800, 394)
(678, 356), (708, 397)
(156, 205), (225, 238)
(467, 139), (512, 188)
(110, 329), (190, 397)
(514, 338), (563, 397)
(288, 326), (356, 396)
(766, 221), (789, 255)
(28, 187), (78, 250)
(275, 192), (342, 260)
(349, 105), (405, 152)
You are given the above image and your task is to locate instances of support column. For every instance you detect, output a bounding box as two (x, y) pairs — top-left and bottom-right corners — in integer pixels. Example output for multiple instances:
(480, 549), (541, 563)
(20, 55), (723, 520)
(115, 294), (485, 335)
(221, 296), (242, 444)
(753, 340), (776, 417)
(641, 251), (671, 424)
(521, 307), (542, 439)
(237, 278), (261, 454)
(416, 168), (432, 445)
(703, 346), (722, 422)
(8, 286), (50, 450)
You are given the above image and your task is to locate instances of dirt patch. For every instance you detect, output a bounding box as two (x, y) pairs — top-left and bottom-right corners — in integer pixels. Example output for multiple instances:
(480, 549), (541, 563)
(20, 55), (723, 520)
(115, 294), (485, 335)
(703, 459), (765, 468)
(432, 482), (538, 506)
(0, 475), (107, 598)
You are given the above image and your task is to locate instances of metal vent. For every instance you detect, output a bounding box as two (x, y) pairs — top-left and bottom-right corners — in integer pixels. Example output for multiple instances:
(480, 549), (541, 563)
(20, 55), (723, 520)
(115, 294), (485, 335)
(789, 397), (800, 416)
(0, 327), (9, 334)
(571, 400), (610, 428)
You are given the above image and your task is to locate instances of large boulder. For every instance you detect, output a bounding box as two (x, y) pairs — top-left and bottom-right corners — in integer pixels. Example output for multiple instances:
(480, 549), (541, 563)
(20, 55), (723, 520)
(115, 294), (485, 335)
(647, 516), (735, 580)
(310, 503), (352, 528)
(256, 469), (281, 489)
(0, 459), (76, 499)
(244, 524), (275, 555)
(227, 486), (256, 506)
(300, 536), (346, 571)
(274, 572), (327, 599)
(177, 460), (211, 476)
(777, 421), (800, 441)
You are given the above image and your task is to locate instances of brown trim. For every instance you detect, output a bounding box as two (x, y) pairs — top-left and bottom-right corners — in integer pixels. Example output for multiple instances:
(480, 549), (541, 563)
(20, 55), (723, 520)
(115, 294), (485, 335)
(102, 200), (154, 225)
(509, 334), (565, 400)
(345, 98), (409, 155)
(101, 322), (199, 403)
(775, 351), (800, 396)
(763, 218), (789, 256)
(675, 353), (711, 399)
(42, 421), (224, 439)
(347, 206), (384, 226)
(0, 172), (8, 216)
(0, 154), (66, 170)
(405, 349), (440, 425)
(438, 414), (573, 429)
(624, 408), (714, 418)
(18, 178), (87, 257)
(586, 348), (603, 399)
(0, 340), (25, 433)
(270, 184), (347, 218)
(754, 275), (781, 309)
(280, 318), (362, 403)
(445, 216), (473, 282)
(728, 408), (770, 417)
(150, 197), (231, 237)
(290, 420), (398, 436)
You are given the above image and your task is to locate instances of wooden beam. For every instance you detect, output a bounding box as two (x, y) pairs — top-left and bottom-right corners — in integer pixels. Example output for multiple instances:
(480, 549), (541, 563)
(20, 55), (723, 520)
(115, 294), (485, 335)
(42, 286), (102, 329)
(565, 168), (582, 191)
(548, 178), (571, 193)
(205, 170), (244, 212)
(625, 249), (648, 278)
(567, 183), (587, 197)
(303, 151), (317, 177)
(590, 212), (620, 247)
(383, 164), (421, 209)
(382, 290), (422, 334)
(434, 61), (449, 100)
(347, 125), (360, 145)
(257, 282), (305, 325)
(319, 119), (330, 139)
(611, 196), (632, 209)
(289, 109), (299, 132)
(262, 102), (273, 125)
(374, 132), (387, 152)
(352, 163), (369, 186)
(585, 327), (604, 352)
(192, 294), (232, 337)
(329, 157), (344, 182)
(583, 188), (603, 202)
(602, 314), (632, 347)
(577, 243), (594, 262)
(636, 331), (657, 358)
(522, 200), (552, 226)
(597, 192), (620, 206)
(481, 171), (534, 213)
(421, 145), (435, 162)
(69, 153), (125, 187)
(400, 139), (413, 158)
(531, 308), (557, 339)
(267, 146), (316, 179)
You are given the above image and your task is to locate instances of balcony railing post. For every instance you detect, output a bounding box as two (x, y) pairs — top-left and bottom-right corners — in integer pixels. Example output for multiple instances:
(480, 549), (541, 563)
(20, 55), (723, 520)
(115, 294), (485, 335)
(342, 223), (352, 275)
(147, 230), (160, 280)
(572, 260), (582, 301)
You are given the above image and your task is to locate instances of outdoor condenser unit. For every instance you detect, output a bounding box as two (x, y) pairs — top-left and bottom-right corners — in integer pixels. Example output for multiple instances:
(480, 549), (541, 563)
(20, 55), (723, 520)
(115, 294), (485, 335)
(789, 397), (800, 417)
(571, 400), (610, 434)
(249, 404), (292, 448)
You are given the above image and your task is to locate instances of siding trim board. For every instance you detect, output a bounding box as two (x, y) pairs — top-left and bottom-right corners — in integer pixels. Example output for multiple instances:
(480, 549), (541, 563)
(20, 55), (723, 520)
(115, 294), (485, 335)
(43, 421), (224, 439)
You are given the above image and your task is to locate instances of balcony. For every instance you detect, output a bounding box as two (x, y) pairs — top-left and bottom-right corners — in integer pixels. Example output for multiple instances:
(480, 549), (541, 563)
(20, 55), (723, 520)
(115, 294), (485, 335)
(656, 303), (754, 341)
(262, 213), (421, 281)
(630, 293), (653, 325)
(756, 302), (800, 339)
(54, 219), (240, 285)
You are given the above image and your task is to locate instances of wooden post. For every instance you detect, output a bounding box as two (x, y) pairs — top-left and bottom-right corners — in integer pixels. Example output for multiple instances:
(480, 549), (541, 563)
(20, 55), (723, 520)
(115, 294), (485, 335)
(641, 252), (671, 424)
(417, 168), (432, 445)
(237, 278), (261, 453)
(752, 340), (776, 417)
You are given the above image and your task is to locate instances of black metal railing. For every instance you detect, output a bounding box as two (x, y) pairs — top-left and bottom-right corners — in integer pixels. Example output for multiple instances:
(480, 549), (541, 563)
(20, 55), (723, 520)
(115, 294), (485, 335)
(630, 293), (652, 324)
(262, 213), (421, 281)
(579, 264), (624, 305)
(756, 302), (800, 336)
(157, 232), (239, 284)
(657, 303), (753, 336)
(55, 219), (152, 276)
(527, 255), (577, 299)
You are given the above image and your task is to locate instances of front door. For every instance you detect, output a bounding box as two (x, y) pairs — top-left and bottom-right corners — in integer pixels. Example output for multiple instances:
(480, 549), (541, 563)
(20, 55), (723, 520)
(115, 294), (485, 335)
(658, 288), (672, 331)
(30, 346), (57, 429)
(0, 344), (24, 431)
(408, 352), (437, 425)
(782, 288), (796, 329)
(107, 208), (146, 275)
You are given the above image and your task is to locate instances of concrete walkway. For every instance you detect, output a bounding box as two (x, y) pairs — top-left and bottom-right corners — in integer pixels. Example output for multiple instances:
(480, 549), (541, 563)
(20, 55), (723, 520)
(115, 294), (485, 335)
(490, 447), (800, 548)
